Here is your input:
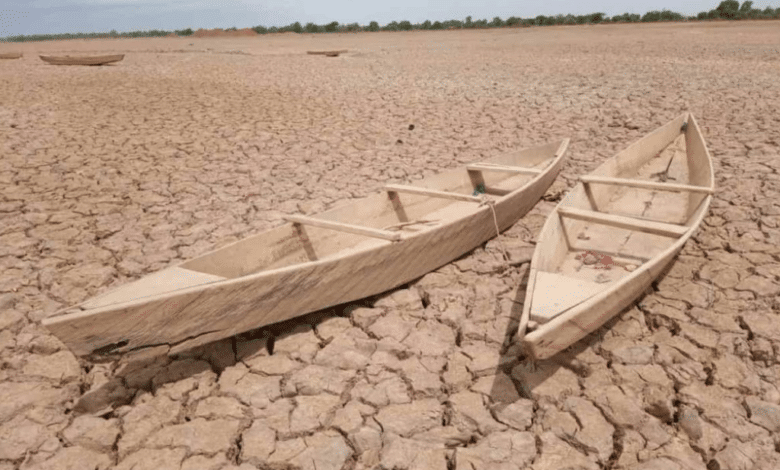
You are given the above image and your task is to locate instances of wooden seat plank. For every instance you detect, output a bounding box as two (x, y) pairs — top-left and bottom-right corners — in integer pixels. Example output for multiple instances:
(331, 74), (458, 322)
(580, 175), (713, 194)
(385, 184), (483, 203)
(284, 215), (401, 242)
(557, 207), (689, 238)
(467, 163), (543, 175)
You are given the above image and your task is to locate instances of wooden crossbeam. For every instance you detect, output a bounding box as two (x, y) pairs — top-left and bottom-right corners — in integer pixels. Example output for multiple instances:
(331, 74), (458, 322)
(557, 207), (689, 238)
(284, 215), (401, 242)
(385, 185), (483, 203)
(466, 163), (543, 176)
(580, 175), (714, 195)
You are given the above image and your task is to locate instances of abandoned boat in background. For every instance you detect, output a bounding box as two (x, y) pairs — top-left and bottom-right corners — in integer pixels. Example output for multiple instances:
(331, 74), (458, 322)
(39, 54), (125, 65)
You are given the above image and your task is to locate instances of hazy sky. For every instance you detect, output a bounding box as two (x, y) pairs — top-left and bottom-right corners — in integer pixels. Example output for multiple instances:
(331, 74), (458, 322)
(1, 0), (776, 37)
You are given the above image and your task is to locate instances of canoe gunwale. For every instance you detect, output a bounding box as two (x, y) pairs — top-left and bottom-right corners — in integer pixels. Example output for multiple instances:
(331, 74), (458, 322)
(517, 112), (714, 360)
(42, 138), (569, 359)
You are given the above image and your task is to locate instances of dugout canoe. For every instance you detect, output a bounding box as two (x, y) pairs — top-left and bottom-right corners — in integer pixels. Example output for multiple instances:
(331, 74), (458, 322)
(517, 112), (714, 360)
(0, 53), (23, 59)
(307, 50), (348, 57)
(39, 54), (124, 65)
(43, 138), (570, 362)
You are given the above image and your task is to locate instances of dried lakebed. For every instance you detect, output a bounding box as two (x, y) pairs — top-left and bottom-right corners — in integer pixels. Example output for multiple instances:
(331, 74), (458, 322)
(1, 20), (780, 470)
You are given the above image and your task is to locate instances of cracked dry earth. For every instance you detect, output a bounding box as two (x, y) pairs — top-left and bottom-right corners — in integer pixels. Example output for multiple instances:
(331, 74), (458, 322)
(1, 21), (780, 470)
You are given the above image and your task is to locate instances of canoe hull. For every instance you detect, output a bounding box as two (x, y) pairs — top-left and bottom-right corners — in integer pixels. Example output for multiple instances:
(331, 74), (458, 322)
(0, 53), (23, 59)
(519, 113), (714, 360)
(39, 54), (124, 66)
(43, 140), (568, 362)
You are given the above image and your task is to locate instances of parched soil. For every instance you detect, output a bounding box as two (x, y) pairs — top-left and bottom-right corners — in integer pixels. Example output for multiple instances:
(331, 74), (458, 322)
(1, 21), (779, 470)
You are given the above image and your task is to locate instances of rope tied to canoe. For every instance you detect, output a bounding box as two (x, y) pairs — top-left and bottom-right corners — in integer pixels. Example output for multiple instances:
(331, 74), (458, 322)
(476, 193), (512, 270)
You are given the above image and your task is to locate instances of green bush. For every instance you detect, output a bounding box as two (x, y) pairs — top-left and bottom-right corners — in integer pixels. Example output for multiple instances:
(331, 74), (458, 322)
(383, 21), (399, 31)
(612, 13), (641, 22)
(490, 16), (504, 27)
(716, 0), (740, 18)
(661, 10), (685, 21)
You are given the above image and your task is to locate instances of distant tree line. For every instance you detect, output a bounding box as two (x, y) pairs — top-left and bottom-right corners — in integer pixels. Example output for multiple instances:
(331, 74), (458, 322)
(0, 27), (193, 42)
(2, 2), (778, 42)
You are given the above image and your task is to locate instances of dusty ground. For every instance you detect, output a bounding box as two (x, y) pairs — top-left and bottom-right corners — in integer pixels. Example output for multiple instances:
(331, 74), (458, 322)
(1, 20), (780, 470)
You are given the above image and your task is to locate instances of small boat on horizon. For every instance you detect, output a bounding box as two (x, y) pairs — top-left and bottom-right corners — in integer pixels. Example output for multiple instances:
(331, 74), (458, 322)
(307, 49), (348, 57)
(39, 54), (124, 66)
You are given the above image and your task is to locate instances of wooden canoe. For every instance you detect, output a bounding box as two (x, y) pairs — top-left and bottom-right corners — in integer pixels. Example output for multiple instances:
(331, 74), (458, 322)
(43, 139), (570, 362)
(307, 50), (347, 57)
(0, 52), (23, 59)
(39, 54), (124, 66)
(517, 113), (714, 360)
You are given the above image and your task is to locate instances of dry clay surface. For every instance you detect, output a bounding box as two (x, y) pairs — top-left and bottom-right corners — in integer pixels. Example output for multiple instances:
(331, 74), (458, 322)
(1, 21), (780, 470)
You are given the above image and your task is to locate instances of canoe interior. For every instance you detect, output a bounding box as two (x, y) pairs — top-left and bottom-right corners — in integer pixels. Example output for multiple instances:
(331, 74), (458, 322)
(80, 140), (562, 310)
(529, 113), (713, 323)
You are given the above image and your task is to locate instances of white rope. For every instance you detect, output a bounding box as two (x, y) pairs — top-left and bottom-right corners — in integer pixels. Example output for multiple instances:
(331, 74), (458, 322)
(478, 194), (511, 268)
